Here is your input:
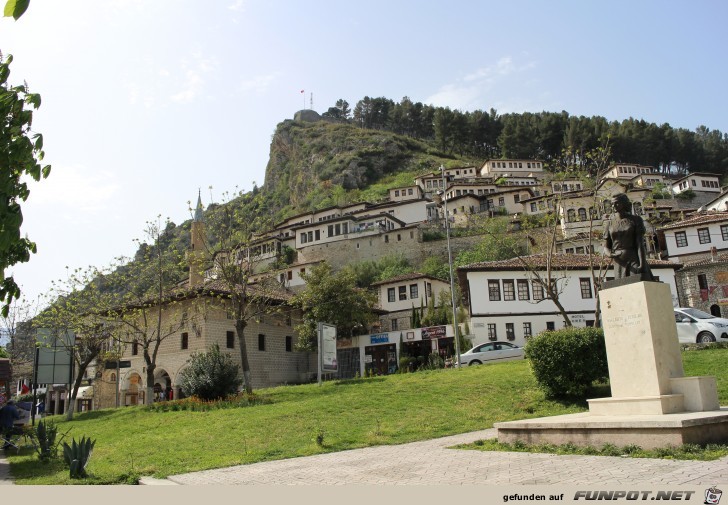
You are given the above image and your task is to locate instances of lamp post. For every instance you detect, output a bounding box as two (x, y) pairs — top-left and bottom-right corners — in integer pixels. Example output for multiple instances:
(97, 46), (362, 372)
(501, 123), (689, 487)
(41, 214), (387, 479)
(434, 165), (461, 368)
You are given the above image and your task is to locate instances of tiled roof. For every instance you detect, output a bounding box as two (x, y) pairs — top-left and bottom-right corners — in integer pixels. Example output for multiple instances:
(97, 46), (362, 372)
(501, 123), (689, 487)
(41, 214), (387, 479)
(458, 253), (681, 272)
(658, 211), (728, 231)
(680, 253), (728, 269)
(370, 272), (447, 287)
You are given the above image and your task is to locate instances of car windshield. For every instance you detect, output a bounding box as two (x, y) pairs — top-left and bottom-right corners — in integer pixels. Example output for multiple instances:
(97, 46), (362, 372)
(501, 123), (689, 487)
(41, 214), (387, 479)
(681, 308), (715, 319)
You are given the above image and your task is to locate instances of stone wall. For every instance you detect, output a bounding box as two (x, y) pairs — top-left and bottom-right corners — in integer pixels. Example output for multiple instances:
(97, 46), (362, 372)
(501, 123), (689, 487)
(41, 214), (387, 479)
(297, 226), (487, 270)
(675, 258), (728, 317)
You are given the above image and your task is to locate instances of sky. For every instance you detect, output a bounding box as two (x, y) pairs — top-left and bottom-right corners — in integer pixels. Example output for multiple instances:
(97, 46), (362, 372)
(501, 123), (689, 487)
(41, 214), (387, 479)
(2, 0), (727, 308)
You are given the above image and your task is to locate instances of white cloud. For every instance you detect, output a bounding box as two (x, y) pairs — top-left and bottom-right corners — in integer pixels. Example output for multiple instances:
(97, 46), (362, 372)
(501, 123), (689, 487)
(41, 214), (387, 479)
(239, 73), (279, 94)
(170, 52), (218, 104)
(26, 164), (120, 214)
(426, 56), (537, 110)
(228, 0), (247, 12)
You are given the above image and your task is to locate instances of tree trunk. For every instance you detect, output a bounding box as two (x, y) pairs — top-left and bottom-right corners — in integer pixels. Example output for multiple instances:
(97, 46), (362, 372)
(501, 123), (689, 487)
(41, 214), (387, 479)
(235, 319), (253, 394)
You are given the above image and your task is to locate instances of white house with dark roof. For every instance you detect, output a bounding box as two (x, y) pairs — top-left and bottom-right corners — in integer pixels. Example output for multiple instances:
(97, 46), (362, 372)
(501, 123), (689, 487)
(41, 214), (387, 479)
(457, 254), (681, 347)
(672, 173), (722, 195)
(659, 211), (728, 262)
(388, 185), (422, 202)
(699, 189), (728, 212)
(603, 163), (656, 180)
(480, 159), (545, 178)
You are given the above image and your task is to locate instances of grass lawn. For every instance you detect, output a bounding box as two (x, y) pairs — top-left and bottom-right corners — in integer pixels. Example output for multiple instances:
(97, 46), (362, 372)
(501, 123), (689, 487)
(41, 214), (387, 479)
(7, 347), (728, 484)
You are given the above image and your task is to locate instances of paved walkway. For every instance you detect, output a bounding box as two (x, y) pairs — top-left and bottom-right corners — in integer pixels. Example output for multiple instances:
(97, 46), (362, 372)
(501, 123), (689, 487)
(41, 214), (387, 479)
(0, 450), (14, 485)
(155, 429), (728, 486)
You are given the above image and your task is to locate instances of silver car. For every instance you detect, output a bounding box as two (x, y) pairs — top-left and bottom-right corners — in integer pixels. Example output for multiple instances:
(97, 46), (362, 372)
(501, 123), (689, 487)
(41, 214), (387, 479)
(674, 307), (728, 344)
(457, 341), (524, 366)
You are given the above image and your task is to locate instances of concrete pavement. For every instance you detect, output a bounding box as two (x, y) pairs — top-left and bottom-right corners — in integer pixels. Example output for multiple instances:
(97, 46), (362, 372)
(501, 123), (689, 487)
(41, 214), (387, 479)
(147, 429), (728, 486)
(0, 450), (14, 485)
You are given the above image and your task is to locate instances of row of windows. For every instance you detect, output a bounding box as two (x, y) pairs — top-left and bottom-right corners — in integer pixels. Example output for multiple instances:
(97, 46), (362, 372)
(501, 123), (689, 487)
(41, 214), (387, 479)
(702, 180), (720, 188)
(675, 225), (728, 248)
(393, 188), (415, 197)
(552, 183), (582, 192)
(491, 161), (542, 169)
(130, 333), (293, 354)
(387, 282), (432, 302)
(487, 278), (596, 301)
(487, 322), (530, 340)
(616, 165), (650, 175)
(424, 179), (446, 189)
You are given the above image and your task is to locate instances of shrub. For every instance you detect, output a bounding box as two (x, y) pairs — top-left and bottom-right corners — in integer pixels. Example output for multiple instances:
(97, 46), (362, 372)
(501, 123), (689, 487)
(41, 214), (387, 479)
(179, 343), (243, 400)
(524, 327), (608, 398)
(62, 436), (96, 479)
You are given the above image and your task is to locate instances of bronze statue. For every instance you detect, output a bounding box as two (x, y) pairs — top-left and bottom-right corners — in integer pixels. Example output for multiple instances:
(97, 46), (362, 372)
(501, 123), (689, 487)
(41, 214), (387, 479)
(603, 193), (654, 281)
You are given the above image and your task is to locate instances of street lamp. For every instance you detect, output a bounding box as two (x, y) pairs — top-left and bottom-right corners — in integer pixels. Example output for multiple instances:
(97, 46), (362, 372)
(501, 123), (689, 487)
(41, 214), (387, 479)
(433, 165), (461, 369)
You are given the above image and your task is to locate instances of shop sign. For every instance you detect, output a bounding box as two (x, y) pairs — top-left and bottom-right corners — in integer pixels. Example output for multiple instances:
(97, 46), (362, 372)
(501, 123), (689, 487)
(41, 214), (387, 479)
(364, 355), (373, 363)
(718, 298), (728, 306)
(370, 334), (389, 344)
(421, 325), (446, 340)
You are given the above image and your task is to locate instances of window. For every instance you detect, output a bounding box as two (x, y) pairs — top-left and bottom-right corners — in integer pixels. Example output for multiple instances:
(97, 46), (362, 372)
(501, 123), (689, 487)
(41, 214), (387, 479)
(721, 225), (728, 241)
(698, 228), (711, 244)
(287, 270), (293, 280)
(546, 322), (555, 331)
(399, 286), (407, 301)
(698, 274), (708, 290)
(258, 334), (266, 351)
(487, 324), (497, 340)
(580, 278), (593, 299)
(426, 282), (432, 297)
(410, 284), (419, 299)
(514, 195), (520, 204)
(675, 231), (688, 248)
(226, 331), (235, 349)
(498, 197), (505, 207)
(488, 280), (501, 301)
(503, 280), (515, 301)
(530, 203), (537, 212)
(392, 319), (398, 331)
(578, 208), (587, 221)
(523, 322), (532, 338)
(328, 224), (334, 237)
(181, 332), (189, 350)
(384, 235), (389, 243)
(567, 209), (576, 222)
(132, 341), (138, 356)
(506, 323), (515, 340)
(517, 280), (530, 300)
(286, 336), (292, 352)
(388, 288), (396, 303)
(315, 229), (320, 241)
(532, 281), (544, 300)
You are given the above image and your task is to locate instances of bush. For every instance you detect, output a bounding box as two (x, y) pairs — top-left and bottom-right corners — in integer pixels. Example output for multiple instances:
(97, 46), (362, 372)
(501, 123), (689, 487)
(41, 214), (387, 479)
(179, 343), (243, 400)
(524, 327), (608, 398)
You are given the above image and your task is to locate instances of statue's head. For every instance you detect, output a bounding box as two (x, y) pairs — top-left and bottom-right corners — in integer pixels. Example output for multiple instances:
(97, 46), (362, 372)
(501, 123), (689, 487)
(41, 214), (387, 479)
(611, 193), (630, 213)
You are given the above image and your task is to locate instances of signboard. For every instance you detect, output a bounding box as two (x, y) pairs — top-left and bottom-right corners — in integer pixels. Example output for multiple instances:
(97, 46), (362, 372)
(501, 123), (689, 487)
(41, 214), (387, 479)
(370, 334), (389, 344)
(104, 360), (132, 370)
(34, 328), (74, 385)
(318, 322), (338, 374)
(718, 298), (728, 306)
(421, 325), (447, 340)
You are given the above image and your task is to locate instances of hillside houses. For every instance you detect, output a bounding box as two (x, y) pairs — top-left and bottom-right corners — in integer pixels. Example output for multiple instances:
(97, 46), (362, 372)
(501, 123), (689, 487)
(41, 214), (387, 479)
(19, 158), (728, 411)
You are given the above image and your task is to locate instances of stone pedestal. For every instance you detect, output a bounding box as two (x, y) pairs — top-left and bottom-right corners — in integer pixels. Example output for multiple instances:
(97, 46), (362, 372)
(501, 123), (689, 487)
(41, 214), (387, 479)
(495, 281), (728, 448)
(588, 281), (716, 415)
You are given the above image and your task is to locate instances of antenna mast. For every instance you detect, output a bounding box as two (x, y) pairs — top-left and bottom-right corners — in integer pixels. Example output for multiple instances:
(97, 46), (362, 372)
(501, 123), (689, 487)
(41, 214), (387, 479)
(310, 92), (313, 111)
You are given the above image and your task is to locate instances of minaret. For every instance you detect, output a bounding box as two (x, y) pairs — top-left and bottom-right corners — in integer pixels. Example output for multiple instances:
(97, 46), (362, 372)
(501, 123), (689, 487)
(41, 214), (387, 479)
(188, 191), (207, 287)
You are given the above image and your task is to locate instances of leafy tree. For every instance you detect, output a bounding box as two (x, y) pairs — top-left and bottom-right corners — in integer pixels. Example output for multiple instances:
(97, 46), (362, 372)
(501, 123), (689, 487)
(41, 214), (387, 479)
(0, 346), (6, 357)
(105, 220), (186, 405)
(0, 53), (51, 315)
(292, 262), (376, 350)
(34, 266), (117, 419)
(202, 192), (285, 394)
(179, 343), (242, 400)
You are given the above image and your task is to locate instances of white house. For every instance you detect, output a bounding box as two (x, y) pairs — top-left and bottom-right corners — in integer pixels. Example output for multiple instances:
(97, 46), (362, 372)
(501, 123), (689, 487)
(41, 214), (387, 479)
(370, 273), (451, 331)
(659, 211), (728, 262)
(672, 173), (722, 195)
(457, 254), (681, 347)
(602, 163), (655, 180)
(480, 159), (545, 178)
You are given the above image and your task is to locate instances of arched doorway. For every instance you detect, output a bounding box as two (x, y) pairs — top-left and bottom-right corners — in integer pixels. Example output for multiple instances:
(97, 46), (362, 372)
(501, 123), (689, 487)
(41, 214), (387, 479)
(710, 304), (722, 317)
(124, 372), (144, 406)
(153, 369), (172, 401)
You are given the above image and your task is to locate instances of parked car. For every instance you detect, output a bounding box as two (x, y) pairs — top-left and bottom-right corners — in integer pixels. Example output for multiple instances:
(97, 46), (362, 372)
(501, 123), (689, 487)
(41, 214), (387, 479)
(674, 307), (728, 344)
(457, 341), (524, 366)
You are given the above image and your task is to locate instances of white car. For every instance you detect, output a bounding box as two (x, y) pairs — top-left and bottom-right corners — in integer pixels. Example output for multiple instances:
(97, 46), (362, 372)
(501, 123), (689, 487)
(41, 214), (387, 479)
(457, 341), (524, 366)
(674, 307), (728, 344)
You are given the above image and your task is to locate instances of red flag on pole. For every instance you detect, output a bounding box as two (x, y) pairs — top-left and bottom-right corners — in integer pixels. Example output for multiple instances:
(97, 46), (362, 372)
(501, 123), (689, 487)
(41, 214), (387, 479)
(21, 384), (29, 394)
